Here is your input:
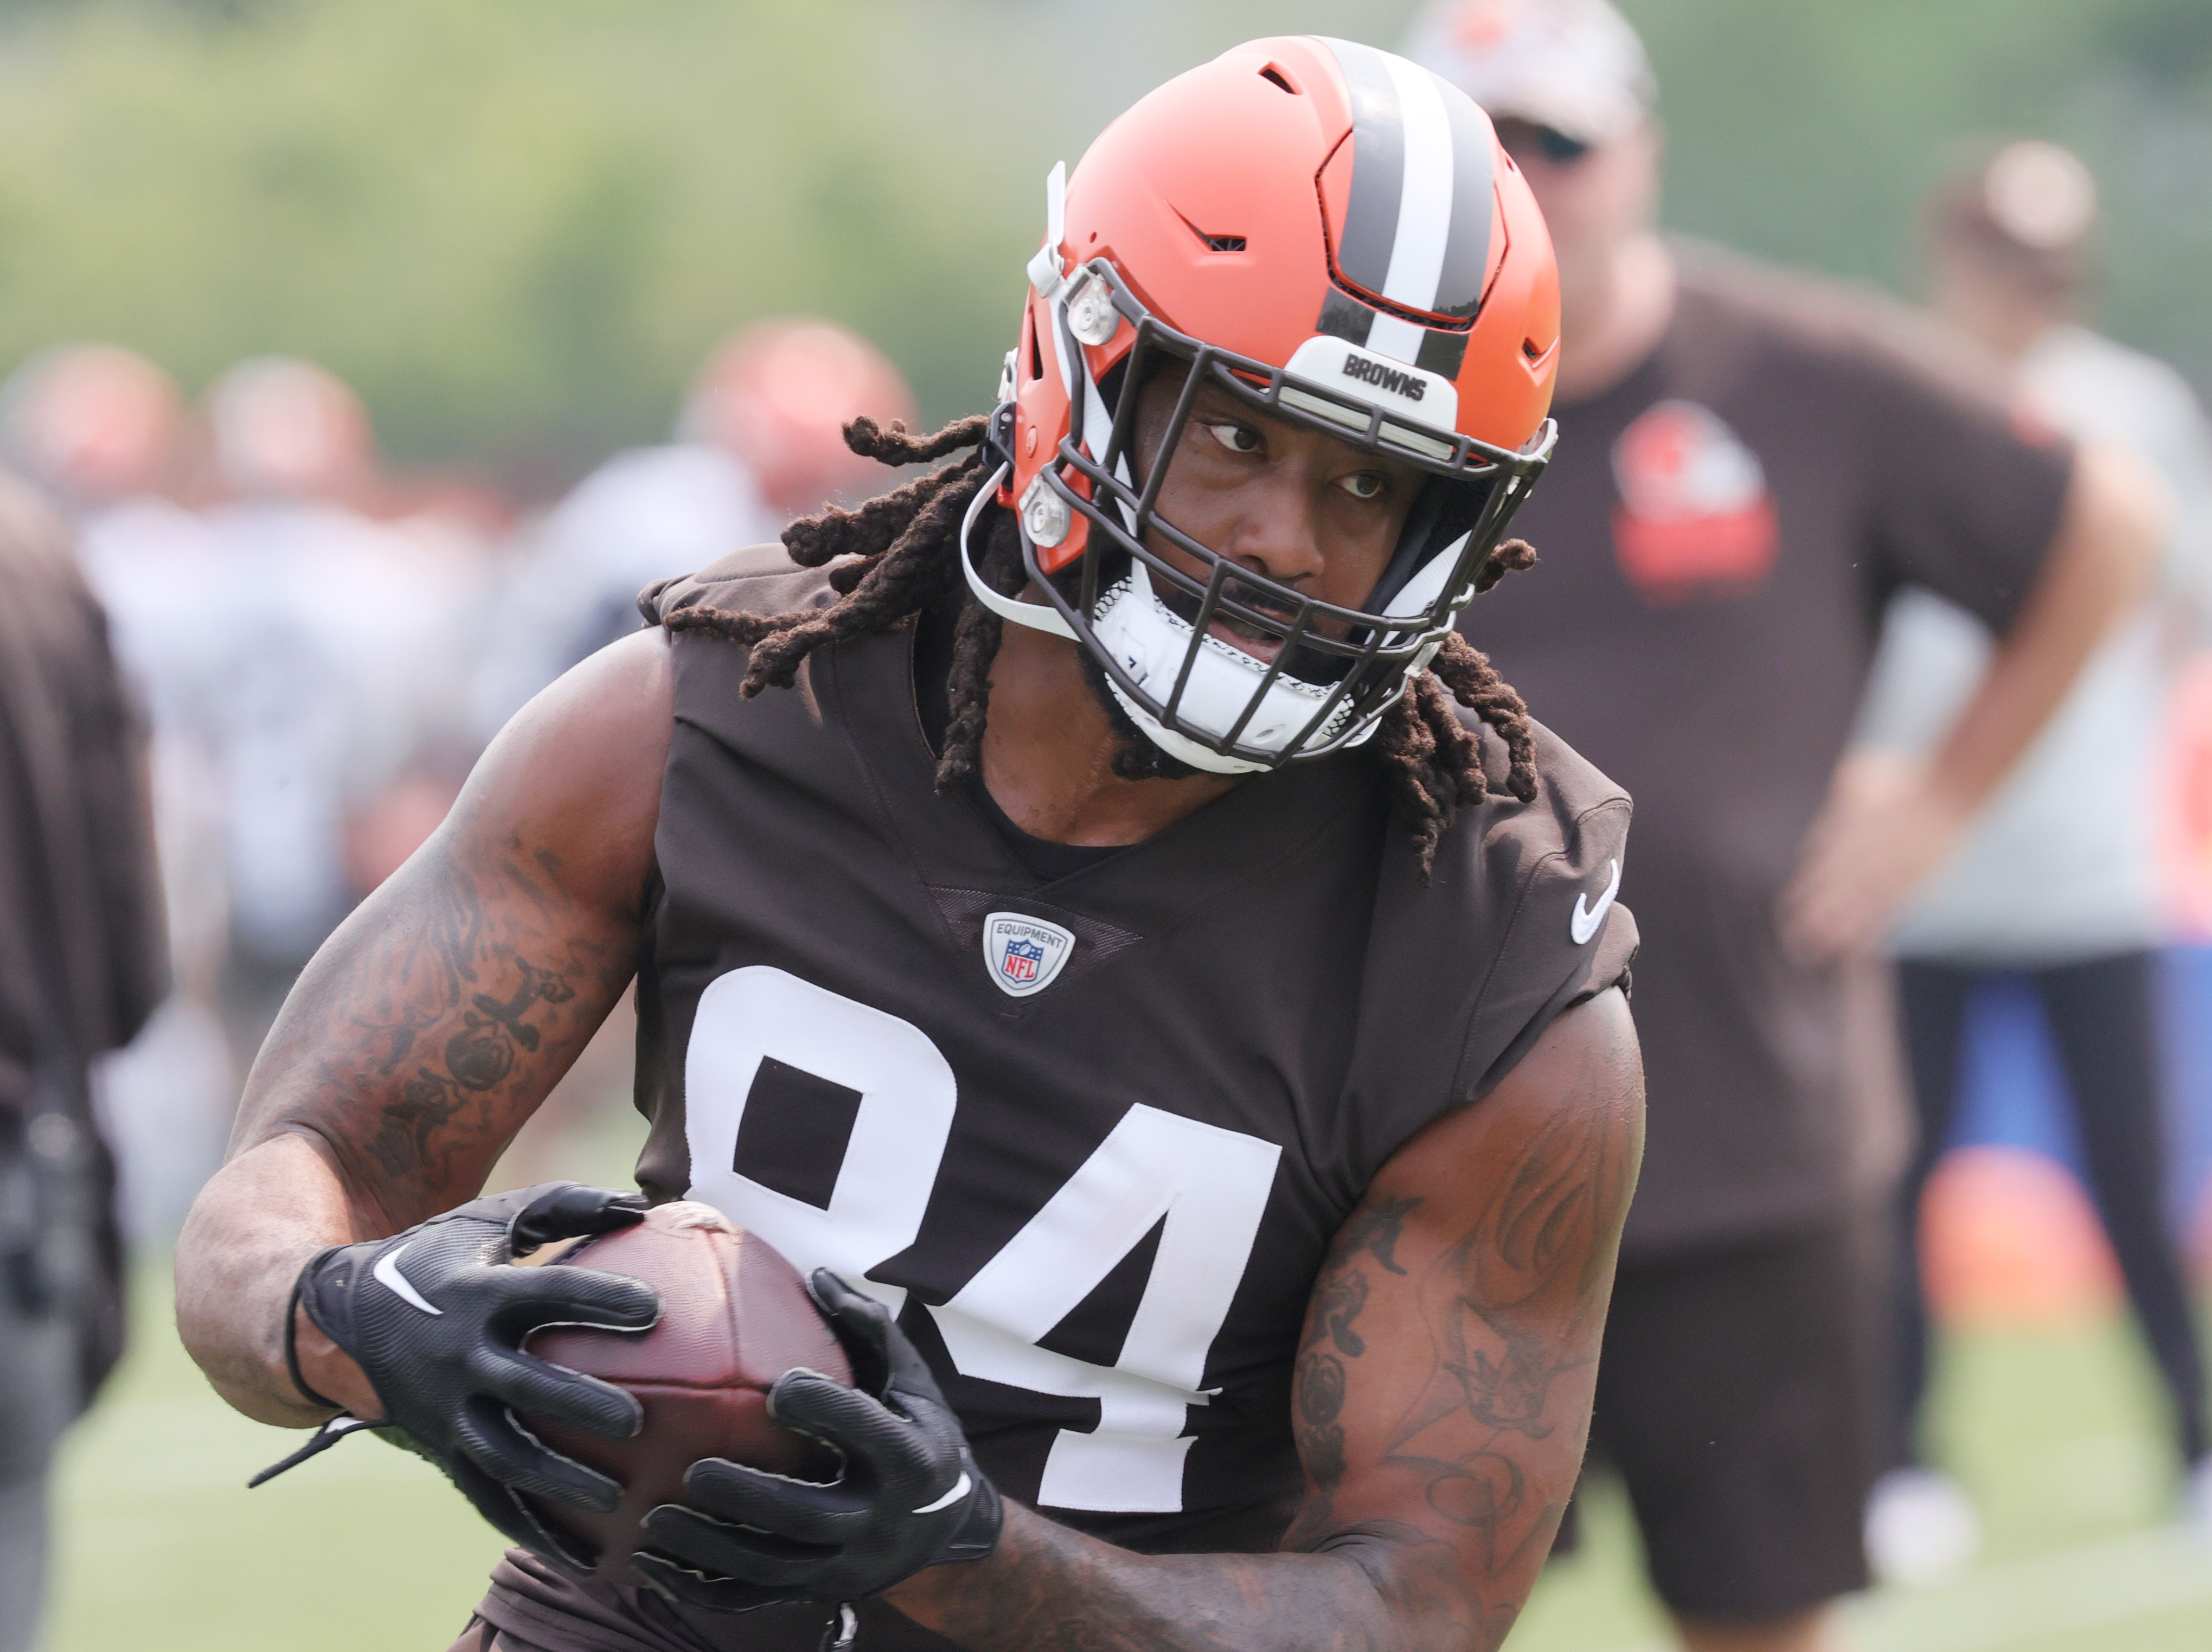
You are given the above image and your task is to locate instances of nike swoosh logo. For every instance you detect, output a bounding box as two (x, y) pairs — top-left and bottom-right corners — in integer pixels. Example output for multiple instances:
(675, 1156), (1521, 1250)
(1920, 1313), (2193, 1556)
(1570, 859), (1621, 946)
(372, 1243), (443, 1316)
(912, 1472), (971, 1516)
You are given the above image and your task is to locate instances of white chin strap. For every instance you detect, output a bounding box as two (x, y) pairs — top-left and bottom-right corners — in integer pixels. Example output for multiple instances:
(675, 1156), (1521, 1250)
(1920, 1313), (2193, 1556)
(959, 463), (1079, 641)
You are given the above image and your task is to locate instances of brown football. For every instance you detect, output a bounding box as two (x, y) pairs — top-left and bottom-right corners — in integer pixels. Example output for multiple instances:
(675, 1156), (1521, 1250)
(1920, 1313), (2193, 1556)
(518, 1200), (850, 1586)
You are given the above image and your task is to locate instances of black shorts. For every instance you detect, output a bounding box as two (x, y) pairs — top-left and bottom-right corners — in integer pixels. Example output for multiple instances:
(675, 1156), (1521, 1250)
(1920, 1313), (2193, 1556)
(1560, 1208), (1886, 1620)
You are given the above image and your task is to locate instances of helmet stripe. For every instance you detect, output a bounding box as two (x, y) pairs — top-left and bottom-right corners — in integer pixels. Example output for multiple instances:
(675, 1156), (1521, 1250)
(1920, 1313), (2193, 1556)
(1376, 52), (1456, 317)
(1318, 40), (1497, 354)
(1320, 37), (1405, 302)
(1432, 83), (1498, 321)
(1316, 286), (1380, 349)
(1415, 326), (1471, 381)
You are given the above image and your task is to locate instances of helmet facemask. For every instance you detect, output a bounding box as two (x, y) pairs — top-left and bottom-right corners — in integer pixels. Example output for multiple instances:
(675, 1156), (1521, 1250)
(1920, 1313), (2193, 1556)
(966, 258), (1555, 776)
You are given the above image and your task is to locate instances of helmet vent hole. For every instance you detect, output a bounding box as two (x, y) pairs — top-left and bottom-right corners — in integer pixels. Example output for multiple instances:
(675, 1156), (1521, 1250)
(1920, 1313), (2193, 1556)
(1029, 326), (1044, 381)
(1174, 207), (1246, 255)
(1259, 63), (1298, 95)
(1522, 336), (1546, 361)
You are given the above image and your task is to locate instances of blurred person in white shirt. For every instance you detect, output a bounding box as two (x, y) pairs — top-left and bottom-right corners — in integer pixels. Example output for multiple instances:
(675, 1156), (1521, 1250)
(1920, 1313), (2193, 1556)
(1, 344), (225, 802)
(1, 344), (235, 1242)
(466, 320), (916, 1184)
(471, 318), (915, 737)
(1853, 141), (2212, 1573)
(199, 357), (480, 1058)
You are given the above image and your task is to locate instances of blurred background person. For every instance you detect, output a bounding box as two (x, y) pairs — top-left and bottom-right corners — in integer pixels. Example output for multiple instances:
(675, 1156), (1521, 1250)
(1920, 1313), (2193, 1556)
(1408, 3), (2160, 1649)
(469, 317), (915, 738)
(466, 316), (915, 1189)
(0, 342), (185, 514)
(0, 344), (235, 1244)
(198, 356), (480, 1072)
(0, 473), (166, 1652)
(1853, 139), (2212, 1577)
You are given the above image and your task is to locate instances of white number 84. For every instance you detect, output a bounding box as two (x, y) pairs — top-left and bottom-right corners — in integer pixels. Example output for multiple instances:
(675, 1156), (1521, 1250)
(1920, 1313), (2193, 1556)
(682, 966), (1281, 1514)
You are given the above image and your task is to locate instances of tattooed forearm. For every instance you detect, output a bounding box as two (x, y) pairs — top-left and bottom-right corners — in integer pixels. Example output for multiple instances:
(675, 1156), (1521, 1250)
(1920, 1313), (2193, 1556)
(257, 832), (634, 1218)
(1379, 1027), (1639, 1581)
(1296, 1349), (1350, 1493)
(1284, 1243), (1381, 1548)
(1312, 1267), (1370, 1358)
(1332, 1193), (1420, 1276)
(176, 626), (669, 1427)
(361, 947), (583, 1181)
(893, 1504), (1471, 1652)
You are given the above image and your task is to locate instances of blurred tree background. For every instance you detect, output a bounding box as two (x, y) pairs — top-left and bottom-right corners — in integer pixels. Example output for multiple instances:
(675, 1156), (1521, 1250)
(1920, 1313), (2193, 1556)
(0, 0), (2204, 495)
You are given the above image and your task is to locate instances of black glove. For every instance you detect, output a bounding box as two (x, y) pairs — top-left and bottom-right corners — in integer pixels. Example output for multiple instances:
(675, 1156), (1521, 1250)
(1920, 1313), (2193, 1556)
(270, 1182), (660, 1568)
(633, 1269), (1002, 1610)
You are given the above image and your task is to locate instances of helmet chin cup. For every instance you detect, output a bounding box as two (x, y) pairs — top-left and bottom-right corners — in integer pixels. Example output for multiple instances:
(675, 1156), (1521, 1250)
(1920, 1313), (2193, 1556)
(1101, 680), (1266, 776)
(1091, 566), (1374, 773)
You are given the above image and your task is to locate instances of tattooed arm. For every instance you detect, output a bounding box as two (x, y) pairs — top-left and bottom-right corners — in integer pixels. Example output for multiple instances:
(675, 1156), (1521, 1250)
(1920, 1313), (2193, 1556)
(887, 985), (1644, 1652)
(176, 630), (674, 1427)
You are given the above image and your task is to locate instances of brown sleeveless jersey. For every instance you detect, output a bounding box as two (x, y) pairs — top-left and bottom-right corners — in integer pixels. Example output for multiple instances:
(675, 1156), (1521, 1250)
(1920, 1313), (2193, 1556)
(475, 544), (1636, 1652)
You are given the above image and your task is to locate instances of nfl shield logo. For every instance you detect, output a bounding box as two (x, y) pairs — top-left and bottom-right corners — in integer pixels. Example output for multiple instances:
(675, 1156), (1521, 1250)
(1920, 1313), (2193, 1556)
(982, 912), (1076, 999)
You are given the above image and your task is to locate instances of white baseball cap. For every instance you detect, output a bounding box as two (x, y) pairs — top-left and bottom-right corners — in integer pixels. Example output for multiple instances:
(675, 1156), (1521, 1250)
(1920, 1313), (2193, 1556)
(1403, 0), (1657, 146)
(1981, 141), (2098, 252)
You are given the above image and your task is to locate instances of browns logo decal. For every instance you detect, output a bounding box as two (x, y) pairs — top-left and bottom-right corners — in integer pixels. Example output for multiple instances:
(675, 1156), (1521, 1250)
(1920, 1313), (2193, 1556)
(1609, 399), (1779, 604)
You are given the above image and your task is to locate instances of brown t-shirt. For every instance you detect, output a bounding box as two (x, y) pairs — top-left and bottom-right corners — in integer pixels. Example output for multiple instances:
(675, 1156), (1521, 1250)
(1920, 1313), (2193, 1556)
(1466, 246), (2074, 1255)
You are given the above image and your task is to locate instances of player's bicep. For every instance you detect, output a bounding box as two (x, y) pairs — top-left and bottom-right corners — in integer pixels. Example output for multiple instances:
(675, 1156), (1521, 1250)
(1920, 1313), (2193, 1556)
(233, 629), (675, 1225)
(1283, 989), (1643, 1615)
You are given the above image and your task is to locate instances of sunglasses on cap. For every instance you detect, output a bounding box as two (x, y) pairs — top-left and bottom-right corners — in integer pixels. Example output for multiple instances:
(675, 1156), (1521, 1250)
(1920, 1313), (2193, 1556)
(1492, 117), (1593, 167)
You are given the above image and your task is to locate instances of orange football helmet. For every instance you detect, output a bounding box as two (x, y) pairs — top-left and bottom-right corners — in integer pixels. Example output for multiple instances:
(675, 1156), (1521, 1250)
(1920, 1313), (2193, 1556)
(961, 34), (1560, 773)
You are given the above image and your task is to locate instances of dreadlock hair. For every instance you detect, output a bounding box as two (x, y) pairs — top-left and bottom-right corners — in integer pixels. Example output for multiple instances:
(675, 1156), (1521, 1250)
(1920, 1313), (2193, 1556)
(658, 414), (1541, 882)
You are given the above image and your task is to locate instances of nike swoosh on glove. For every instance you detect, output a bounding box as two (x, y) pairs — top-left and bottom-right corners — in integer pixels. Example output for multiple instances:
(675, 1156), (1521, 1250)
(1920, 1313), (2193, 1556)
(273, 1182), (661, 1569)
(633, 1269), (1001, 1610)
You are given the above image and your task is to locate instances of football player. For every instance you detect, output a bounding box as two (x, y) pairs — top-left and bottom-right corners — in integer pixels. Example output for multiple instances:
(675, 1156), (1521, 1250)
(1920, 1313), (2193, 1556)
(178, 36), (1643, 1652)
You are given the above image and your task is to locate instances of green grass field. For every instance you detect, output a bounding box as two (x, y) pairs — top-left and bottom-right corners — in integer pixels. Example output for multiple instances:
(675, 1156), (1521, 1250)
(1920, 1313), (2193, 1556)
(1506, 1321), (2212, 1652)
(46, 1104), (2212, 1652)
(47, 1283), (2212, 1651)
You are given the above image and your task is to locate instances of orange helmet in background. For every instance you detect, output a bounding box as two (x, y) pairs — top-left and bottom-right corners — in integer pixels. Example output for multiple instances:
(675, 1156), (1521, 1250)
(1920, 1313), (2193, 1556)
(681, 318), (916, 518)
(964, 34), (1560, 774)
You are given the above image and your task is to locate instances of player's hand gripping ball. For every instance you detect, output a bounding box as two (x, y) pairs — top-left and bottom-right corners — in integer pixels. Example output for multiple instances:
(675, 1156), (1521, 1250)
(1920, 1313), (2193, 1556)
(290, 1182), (665, 1566)
(515, 1200), (852, 1585)
(633, 1270), (1004, 1610)
(288, 1184), (859, 1585)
